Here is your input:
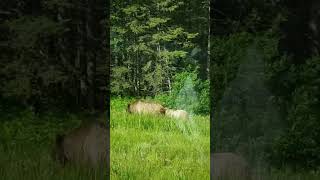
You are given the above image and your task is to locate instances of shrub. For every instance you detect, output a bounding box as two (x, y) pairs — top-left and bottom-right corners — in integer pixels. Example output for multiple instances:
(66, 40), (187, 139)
(155, 71), (209, 115)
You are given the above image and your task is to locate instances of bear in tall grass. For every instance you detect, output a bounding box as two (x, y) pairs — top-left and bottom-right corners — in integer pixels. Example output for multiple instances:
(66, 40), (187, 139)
(211, 152), (252, 180)
(127, 100), (165, 115)
(52, 121), (109, 168)
(164, 109), (189, 120)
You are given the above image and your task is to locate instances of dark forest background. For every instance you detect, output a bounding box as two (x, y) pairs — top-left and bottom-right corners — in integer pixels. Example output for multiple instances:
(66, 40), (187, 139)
(0, 0), (109, 113)
(211, 0), (320, 172)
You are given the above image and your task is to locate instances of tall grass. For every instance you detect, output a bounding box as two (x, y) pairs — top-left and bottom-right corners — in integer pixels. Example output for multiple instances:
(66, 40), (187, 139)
(252, 168), (320, 180)
(2, 99), (317, 179)
(110, 97), (210, 179)
(0, 109), (107, 180)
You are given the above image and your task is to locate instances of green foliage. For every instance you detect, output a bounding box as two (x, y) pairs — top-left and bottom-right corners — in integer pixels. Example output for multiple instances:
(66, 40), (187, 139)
(1, 0), (108, 111)
(211, 28), (320, 171)
(211, 31), (285, 168)
(0, 15), (68, 109)
(268, 57), (320, 170)
(111, 0), (204, 97)
(5, 16), (64, 48)
(154, 71), (209, 115)
(0, 110), (80, 149)
(210, 32), (254, 111)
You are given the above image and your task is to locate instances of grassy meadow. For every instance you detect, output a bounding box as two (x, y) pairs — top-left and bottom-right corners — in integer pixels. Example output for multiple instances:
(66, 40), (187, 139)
(1, 101), (319, 180)
(0, 107), (108, 180)
(110, 97), (210, 179)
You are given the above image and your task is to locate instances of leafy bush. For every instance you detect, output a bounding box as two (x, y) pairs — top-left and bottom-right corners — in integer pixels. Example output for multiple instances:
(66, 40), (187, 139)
(210, 30), (320, 170)
(211, 31), (286, 166)
(155, 71), (209, 115)
(268, 57), (320, 170)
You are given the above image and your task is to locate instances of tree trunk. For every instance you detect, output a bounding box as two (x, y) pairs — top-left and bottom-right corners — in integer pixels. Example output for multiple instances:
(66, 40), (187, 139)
(76, 20), (82, 107)
(85, 1), (95, 111)
(207, 0), (211, 80)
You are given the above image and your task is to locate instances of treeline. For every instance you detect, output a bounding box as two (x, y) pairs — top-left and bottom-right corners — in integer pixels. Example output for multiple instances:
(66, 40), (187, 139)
(1, 0), (209, 113)
(211, 0), (320, 171)
(0, 0), (109, 113)
(111, 0), (209, 99)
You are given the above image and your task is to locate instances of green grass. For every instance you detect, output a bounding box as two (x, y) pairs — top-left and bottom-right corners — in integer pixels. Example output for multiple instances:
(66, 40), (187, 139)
(0, 109), (107, 180)
(0, 144), (108, 180)
(1, 100), (319, 180)
(110, 97), (210, 179)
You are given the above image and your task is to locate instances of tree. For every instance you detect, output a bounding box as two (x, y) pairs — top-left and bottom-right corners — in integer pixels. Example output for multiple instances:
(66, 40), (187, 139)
(0, 0), (109, 112)
(111, 0), (199, 97)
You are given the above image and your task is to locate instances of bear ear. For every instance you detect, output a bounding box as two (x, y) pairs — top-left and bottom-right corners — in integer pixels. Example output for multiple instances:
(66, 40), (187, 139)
(160, 107), (166, 114)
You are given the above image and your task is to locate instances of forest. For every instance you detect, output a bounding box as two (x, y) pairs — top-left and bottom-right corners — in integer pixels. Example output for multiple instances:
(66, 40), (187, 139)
(211, 0), (320, 179)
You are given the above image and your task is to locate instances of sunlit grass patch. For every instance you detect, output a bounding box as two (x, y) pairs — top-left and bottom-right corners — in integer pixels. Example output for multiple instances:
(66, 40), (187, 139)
(110, 98), (210, 179)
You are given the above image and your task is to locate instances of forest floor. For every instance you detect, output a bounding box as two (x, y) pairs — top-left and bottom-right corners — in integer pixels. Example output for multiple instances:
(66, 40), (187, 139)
(110, 97), (210, 179)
